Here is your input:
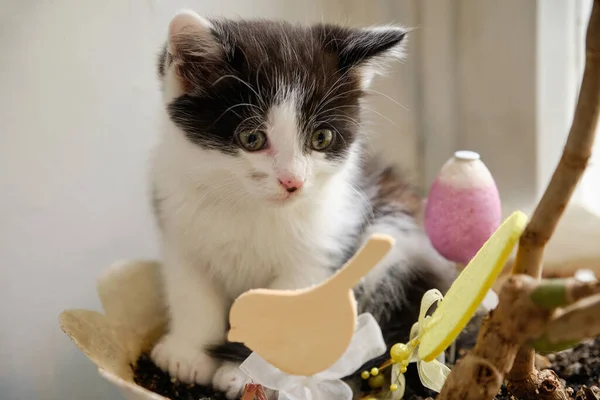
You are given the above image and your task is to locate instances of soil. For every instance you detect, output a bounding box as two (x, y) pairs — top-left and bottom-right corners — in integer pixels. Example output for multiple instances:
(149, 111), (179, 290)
(133, 354), (227, 400)
(491, 338), (600, 400)
(132, 323), (600, 400)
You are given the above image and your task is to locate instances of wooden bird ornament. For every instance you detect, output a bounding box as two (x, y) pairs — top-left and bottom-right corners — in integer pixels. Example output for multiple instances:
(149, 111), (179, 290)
(227, 234), (395, 376)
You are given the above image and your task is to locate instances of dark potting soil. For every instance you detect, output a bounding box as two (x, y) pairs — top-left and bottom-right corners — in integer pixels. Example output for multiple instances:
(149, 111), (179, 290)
(132, 325), (600, 400)
(133, 354), (227, 400)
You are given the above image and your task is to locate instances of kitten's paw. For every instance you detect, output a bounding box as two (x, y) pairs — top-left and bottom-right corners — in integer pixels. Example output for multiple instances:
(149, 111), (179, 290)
(151, 333), (218, 385)
(212, 362), (250, 399)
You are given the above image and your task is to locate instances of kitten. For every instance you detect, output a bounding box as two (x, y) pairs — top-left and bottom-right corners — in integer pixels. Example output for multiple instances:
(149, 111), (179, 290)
(150, 10), (456, 399)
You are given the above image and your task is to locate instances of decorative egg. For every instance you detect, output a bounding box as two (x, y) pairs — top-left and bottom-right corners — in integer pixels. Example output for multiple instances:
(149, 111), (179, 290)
(424, 150), (501, 265)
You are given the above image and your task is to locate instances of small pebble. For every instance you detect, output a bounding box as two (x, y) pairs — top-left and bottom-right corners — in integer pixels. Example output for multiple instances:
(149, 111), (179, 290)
(565, 361), (583, 376)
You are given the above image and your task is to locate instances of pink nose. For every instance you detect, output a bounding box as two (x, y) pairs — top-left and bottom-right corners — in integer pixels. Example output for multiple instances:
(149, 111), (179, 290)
(278, 175), (304, 193)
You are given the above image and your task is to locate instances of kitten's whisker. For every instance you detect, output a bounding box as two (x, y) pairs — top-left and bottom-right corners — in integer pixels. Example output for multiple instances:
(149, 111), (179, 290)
(314, 85), (358, 114)
(214, 103), (260, 125)
(313, 68), (354, 112)
(212, 75), (265, 109)
(362, 88), (408, 110)
(329, 104), (401, 130)
(320, 115), (366, 135)
(255, 60), (270, 110)
(319, 87), (409, 113)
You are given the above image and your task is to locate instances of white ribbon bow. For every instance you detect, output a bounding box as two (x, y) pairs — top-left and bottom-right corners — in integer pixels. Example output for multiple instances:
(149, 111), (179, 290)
(390, 289), (450, 399)
(239, 313), (386, 400)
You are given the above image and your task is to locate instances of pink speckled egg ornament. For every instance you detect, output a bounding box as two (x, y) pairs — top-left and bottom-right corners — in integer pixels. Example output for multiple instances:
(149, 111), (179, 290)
(424, 151), (502, 265)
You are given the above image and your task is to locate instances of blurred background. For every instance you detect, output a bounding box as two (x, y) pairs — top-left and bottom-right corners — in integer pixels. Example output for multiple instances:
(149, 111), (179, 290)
(1, 0), (599, 399)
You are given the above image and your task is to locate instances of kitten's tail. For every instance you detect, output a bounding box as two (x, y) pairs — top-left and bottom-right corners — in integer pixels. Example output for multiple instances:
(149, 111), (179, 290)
(206, 340), (252, 362)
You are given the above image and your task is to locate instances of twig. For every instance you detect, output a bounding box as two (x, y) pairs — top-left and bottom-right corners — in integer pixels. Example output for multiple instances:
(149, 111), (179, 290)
(506, 0), (600, 397)
(530, 278), (600, 308)
(568, 278), (600, 303)
(531, 294), (600, 353)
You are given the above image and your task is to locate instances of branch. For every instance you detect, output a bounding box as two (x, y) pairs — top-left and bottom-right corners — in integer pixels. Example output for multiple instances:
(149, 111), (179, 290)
(530, 278), (600, 309)
(507, 0), (600, 397)
(531, 294), (600, 354)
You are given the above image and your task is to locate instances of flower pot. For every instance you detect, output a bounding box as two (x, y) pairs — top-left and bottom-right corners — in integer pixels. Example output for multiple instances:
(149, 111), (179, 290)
(59, 260), (170, 400)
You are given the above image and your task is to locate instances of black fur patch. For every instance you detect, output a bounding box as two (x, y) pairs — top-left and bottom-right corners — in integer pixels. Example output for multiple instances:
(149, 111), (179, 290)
(160, 19), (406, 158)
(206, 341), (251, 363)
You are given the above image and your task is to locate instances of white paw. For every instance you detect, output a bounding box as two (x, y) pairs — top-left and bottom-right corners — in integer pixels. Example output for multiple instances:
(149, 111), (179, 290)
(150, 333), (218, 385)
(212, 362), (250, 399)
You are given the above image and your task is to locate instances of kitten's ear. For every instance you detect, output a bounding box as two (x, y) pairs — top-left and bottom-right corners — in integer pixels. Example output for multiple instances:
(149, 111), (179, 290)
(314, 24), (407, 86)
(167, 10), (214, 55)
(162, 9), (222, 92)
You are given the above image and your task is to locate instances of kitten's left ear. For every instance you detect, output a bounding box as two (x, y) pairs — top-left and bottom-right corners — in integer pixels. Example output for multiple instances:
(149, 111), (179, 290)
(162, 9), (223, 93)
(314, 24), (407, 86)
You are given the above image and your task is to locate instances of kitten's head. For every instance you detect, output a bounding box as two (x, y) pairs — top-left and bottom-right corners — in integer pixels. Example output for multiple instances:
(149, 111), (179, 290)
(159, 10), (406, 205)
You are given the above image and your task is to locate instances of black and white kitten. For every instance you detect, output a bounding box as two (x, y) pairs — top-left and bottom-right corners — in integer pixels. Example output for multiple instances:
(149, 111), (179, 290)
(151, 10), (456, 399)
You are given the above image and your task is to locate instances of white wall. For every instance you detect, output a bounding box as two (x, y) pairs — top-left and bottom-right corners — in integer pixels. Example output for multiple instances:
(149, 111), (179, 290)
(577, 0), (600, 216)
(415, 0), (600, 270)
(0, 1), (418, 399)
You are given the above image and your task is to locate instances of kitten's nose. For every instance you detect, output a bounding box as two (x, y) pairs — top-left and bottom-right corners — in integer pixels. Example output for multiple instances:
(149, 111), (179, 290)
(278, 175), (304, 193)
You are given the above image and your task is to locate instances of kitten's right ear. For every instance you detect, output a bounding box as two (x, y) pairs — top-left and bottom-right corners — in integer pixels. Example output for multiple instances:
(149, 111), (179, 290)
(162, 9), (222, 92)
(167, 10), (214, 55)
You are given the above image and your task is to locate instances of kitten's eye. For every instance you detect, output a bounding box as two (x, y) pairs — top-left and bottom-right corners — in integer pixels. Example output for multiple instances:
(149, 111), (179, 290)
(238, 130), (267, 152)
(311, 129), (334, 151)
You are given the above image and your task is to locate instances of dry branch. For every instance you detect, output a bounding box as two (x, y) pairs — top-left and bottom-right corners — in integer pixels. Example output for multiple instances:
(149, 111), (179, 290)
(530, 278), (600, 309)
(531, 294), (600, 354)
(507, 0), (600, 396)
(436, 1), (600, 399)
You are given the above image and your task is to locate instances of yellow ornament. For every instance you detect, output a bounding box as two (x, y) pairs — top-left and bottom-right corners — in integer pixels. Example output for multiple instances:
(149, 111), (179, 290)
(390, 343), (411, 363)
(368, 374), (385, 389)
(418, 211), (527, 361)
(390, 383), (399, 391)
(370, 367), (379, 376)
(361, 370), (370, 379)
